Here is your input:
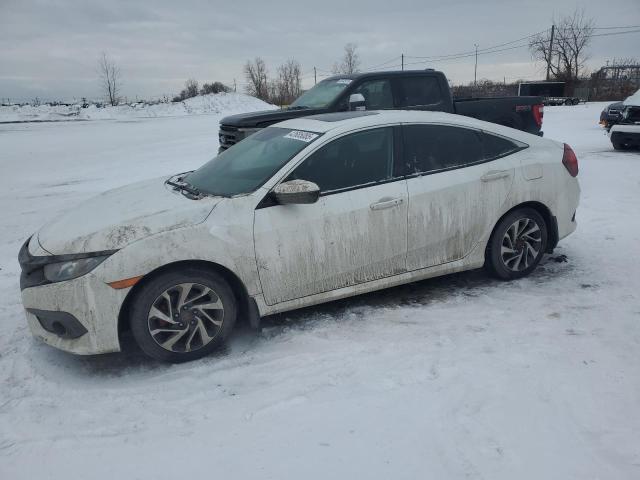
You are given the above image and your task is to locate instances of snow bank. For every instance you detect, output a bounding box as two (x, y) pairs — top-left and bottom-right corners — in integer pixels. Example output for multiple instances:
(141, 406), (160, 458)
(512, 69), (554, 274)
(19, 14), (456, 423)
(0, 92), (277, 122)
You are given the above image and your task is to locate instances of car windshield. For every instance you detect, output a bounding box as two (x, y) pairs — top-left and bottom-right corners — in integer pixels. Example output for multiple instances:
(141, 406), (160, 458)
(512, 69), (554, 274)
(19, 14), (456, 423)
(185, 127), (321, 196)
(289, 78), (352, 109)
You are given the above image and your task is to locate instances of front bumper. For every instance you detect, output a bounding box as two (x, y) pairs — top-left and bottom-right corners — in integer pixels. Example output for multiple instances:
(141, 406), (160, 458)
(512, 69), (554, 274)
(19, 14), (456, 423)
(21, 271), (127, 355)
(610, 130), (640, 148)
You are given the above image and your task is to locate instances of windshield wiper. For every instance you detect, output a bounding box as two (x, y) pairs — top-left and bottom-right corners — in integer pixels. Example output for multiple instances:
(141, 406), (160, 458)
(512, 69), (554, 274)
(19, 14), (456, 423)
(288, 105), (310, 110)
(165, 178), (204, 199)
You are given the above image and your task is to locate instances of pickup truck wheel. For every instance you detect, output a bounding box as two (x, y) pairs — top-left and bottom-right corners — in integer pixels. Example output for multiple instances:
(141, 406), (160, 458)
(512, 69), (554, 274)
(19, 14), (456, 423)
(612, 141), (626, 150)
(129, 268), (237, 362)
(485, 208), (548, 280)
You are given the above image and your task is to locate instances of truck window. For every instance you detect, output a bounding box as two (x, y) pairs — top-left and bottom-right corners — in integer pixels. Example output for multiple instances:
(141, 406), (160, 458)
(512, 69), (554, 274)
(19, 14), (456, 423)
(352, 80), (394, 110)
(285, 127), (394, 193)
(402, 124), (483, 174)
(397, 77), (441, 107)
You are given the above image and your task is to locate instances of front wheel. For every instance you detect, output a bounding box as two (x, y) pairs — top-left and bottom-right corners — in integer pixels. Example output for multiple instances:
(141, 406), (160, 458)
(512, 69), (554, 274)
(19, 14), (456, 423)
(485, 208), (548, 280)
(129, 267), (237, 362)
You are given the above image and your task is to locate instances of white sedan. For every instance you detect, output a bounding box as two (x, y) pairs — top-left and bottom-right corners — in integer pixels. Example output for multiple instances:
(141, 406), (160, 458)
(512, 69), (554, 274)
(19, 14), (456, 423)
(19, 110), (580, 362)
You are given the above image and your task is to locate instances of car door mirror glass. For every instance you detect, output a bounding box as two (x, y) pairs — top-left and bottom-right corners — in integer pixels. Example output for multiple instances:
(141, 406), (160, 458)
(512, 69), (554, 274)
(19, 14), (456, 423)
(273, 180), (320, 205)
(349, 93), (366, 111)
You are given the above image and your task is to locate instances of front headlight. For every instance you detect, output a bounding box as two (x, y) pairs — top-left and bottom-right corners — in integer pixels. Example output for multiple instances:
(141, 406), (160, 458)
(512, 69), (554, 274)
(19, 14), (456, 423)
(43, 255), (110, 283)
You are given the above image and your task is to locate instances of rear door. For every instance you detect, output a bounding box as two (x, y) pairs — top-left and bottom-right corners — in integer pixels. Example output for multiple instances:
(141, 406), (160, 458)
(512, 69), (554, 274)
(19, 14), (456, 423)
(254, 126), (408, 305)
(403, 124), (521, 270)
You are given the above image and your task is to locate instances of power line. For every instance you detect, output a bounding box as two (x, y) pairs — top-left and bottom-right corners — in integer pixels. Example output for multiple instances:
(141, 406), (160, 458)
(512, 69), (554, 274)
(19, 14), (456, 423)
(591, 25), (640, 30)
(554, 28), (640, 40)
(405, 28), (549, 61)
(362, 55), (402, 71)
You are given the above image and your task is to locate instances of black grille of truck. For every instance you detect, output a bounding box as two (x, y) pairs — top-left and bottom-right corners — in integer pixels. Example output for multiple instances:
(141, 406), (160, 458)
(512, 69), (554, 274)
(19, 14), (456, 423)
(218, 124), (240, 151)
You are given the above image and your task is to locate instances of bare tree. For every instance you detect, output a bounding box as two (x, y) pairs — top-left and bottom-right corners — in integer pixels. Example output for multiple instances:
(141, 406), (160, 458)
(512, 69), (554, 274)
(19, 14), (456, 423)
(200, 81), (230, 95)
(244, 57), (270, 101)
(98, 52), (122, 106)
(529, 9), (595, 82)
(275, 59), (302, 105)
(332, 43), (361, 75)
(184, 78), (199, 98)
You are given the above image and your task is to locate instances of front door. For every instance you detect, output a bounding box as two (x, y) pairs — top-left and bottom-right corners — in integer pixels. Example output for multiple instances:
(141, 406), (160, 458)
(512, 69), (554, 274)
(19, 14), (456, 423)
(254, 127), (408, 305)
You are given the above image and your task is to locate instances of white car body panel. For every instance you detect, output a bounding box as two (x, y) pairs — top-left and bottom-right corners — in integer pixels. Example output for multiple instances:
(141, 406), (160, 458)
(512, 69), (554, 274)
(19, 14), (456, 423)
(406, 154), (514, 270)
(37, 176), (221, 254)
(609, 124), (640, 135)
(20, 110), (580, 355)
(255, 180), (408, 305)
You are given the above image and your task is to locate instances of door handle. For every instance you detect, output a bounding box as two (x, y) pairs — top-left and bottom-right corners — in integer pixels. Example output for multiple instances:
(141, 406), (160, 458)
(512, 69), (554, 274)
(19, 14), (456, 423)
(481, 170), (511, 182)
(370, 197), (404, 210)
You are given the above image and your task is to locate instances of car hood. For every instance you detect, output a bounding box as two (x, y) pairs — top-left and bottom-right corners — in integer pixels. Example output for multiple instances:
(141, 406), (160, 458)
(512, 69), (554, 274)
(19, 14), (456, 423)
(623, 90), (640, 107)
(220, 107), (326, 128)
(37, 176), (222, 255)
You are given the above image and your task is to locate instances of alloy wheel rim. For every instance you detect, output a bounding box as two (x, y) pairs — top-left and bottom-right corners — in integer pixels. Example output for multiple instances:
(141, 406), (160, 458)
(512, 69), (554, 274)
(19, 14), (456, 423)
(500, 218), (542, 272)
(147, 282), (224, 353)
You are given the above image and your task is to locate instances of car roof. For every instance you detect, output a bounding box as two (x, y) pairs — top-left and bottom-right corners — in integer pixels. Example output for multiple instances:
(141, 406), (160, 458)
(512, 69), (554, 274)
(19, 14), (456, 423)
(273, 110), (544, 145)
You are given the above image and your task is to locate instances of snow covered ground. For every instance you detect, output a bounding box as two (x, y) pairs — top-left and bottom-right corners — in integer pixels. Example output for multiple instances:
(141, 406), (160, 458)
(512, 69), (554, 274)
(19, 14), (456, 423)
(0, 103), (639, 479)
(0, 92), (276, 122)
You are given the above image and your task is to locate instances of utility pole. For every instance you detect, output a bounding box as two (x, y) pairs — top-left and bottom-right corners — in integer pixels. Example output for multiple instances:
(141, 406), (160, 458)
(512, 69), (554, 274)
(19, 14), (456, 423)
(545, 24), (555, 81)
(314, 66), (317, 85)
(401, 54), (404, 71)
(474, 44), (478, 87)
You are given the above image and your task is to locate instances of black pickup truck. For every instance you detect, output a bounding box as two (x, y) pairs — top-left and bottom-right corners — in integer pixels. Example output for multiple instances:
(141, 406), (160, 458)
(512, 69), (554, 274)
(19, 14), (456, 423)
(218, 69), (544, 151)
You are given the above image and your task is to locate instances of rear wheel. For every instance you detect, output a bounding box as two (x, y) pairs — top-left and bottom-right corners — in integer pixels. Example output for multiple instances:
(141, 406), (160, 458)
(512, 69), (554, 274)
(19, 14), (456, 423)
(130, 267), (237, 362)
(485, 208), (548, 280)
(612, 141), (626, 150)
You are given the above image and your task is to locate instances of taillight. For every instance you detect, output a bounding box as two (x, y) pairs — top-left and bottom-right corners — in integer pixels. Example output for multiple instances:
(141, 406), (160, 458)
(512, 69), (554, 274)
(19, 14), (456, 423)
(533, 104), (544, 128)
(562, 143), (579, 177)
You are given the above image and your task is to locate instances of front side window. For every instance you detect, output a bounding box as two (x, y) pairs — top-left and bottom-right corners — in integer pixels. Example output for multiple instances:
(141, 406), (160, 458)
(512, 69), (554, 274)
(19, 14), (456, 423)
(396, 77), (442, 107)
(352, 80), (394, 110)
(403, 124), (483, 174)
(186, 127), (321, 196)
(285, 127), (394, 193)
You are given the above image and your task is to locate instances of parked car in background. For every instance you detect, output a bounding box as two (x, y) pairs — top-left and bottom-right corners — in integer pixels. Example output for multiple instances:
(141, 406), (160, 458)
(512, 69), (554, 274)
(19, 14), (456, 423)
(609, 90), (640, 150)
(19, 111), (579, 363)
(518, 81), (581, 106)
(600, 101), (625, 130)
(218, 70), (544, 151)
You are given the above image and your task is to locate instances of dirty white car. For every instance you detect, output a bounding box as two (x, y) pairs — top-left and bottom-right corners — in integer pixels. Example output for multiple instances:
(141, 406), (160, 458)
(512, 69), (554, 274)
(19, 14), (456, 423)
(19, 111), (580, 362)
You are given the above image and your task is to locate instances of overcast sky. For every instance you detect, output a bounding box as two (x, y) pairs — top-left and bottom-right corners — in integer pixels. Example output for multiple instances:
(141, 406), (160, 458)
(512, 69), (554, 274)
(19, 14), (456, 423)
(1, 0), (638, 102)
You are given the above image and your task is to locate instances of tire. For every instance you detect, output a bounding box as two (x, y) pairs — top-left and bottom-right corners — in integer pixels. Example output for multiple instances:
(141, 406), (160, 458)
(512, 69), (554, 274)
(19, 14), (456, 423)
(485, 208), (548, 280)
(129, 267), (237, 362)
(612, 141), (626, 151)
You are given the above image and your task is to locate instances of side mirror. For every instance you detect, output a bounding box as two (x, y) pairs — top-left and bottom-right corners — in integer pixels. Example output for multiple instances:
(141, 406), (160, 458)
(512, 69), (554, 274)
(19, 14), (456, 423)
(273, 180), (320, 205)
(349, 93), (366, 111)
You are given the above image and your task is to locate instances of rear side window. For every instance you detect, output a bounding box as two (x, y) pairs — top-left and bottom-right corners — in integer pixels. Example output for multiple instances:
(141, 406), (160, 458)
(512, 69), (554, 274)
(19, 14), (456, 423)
(402, 124), (483, 174)
(286, 127), (394, 193)
(481, 132), (526, 160)
(397, 77), (442, 107)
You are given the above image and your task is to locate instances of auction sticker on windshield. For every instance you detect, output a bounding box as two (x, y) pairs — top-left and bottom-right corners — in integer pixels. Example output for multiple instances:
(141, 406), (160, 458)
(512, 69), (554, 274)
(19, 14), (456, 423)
(284, 130), (319, 143)
(336, 79), (352, 84)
